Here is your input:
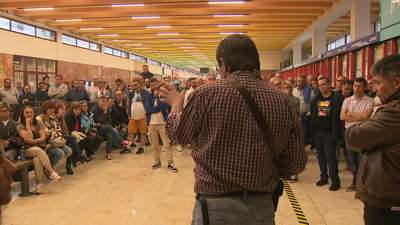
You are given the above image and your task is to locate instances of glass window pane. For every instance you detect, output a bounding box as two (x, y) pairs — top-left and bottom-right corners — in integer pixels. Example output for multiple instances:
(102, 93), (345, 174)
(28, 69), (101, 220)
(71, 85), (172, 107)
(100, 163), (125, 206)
(27, 74), (37, 93)
(26, 58), (37, 72)
(342, 54), (347, 76)
(0, 17), (10, 30)
(374, 44), (383, 63)
(90, 43), (101, 51)
(14, 72), (25, 87)
(14, 56), (25, 71)
(62, 35), (76, 46)
(121, 52), (128, 58)
(37, 59), (47, 72)
(48, 61), (56, 73)
(347, 35), (351, 44)
(77, 39), (90, 49)
(113, 49), (121, 56)
(36, 28), (55, 41)
(105, 47), (112, 54)
(11, 21), (35, 36)
(387, 40), (392, 55)
(356, 50), (362, 78)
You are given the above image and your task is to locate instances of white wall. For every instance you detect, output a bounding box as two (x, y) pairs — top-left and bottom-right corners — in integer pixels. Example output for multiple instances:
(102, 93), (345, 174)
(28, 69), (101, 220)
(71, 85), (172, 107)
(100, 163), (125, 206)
(259, 50), (282, 70)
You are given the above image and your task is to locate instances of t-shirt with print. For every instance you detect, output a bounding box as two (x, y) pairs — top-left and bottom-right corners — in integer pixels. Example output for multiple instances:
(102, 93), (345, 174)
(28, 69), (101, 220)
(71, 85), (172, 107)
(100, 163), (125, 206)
(130, 92), (146, 120)
(314, 93), (333, 133)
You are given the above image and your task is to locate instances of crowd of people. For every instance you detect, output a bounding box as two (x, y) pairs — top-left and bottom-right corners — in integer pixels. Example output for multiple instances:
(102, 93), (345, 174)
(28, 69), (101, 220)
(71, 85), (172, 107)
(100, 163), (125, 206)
(0, 64), (217, 195)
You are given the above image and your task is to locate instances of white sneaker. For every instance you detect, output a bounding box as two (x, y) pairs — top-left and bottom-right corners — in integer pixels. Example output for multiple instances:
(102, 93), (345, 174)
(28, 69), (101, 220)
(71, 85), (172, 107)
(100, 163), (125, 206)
(175, 145), (182, 152)
(162, 147), (165, 152)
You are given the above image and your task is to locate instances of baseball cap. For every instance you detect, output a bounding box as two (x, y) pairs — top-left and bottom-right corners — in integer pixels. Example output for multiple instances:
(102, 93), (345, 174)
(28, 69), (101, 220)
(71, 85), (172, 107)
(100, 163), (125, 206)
(174, 80), (180, 85)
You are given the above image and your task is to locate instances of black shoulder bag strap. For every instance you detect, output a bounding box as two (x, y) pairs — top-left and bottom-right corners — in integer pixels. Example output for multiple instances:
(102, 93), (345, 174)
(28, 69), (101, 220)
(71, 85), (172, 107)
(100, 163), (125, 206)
(226, 76), (284, 212)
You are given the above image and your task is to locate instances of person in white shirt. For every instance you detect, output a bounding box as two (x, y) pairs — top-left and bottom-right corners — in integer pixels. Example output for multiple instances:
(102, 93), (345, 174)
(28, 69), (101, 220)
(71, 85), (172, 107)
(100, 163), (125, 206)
(87, 76), (99, 102)
(184, 78), (197, 108)
(47, 75), (68, 102)
(92, 81), (110, 102)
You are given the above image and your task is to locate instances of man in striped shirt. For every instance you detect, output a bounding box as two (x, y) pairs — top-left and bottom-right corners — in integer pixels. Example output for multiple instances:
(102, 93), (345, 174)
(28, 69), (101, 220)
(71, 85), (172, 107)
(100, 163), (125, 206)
(160, 34), (307, 224)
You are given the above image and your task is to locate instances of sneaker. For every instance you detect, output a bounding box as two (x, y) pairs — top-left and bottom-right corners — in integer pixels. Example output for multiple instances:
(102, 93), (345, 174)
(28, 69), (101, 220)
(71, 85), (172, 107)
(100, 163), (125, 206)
(136, 147), (144, 154)
(289, 175), (298, 183)
(122, 141), (132, 148)
(106, 154), (112, 160)
(152, 161), (161, 170)
(44, 166), (53, 180)
(34, 183), (43, 195)
(49, 171), (62, 181)
(145, 141), (151, 146)
(329, 183), (340, 191)
(119, 148), (131, 154)
(316, 179), (328, 186)
(168, 163), (179, 173)
(112, 144), (118, 150)
(175, 145), (182, 152)
(131, 142), (137, 147)
(345, 184), (356, 192)
(162, 147), (165, 152)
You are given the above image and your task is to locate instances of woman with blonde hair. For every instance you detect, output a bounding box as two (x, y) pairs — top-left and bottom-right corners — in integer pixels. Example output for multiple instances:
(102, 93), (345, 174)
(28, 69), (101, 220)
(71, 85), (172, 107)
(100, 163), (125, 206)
(282, 81), (300, 107)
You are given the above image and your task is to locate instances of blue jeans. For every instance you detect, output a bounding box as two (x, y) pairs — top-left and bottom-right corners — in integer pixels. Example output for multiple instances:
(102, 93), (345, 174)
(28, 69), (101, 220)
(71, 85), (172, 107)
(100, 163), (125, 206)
(346, 143), (363, 185)
(112, 127), (127, 147)
(97, 125), (124, 154)
(191, 195), (275, 225)
(63, 135), (85, 166)
(301, 114), (310, 147)
(47, 145), (72, 168)
(313, 132), (340, 184)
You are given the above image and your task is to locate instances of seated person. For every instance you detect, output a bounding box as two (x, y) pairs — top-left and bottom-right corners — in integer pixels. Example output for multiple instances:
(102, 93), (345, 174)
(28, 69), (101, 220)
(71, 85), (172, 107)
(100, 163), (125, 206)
(113, 90), (129, 140)
(107, 97), (127, 149)
(91, 96), (131, 160)
(92, 81), (111, 102)
(36, 82), (51, 101)
(0, 102), (19, 162)
(79, 101), (103, 157)
(19, 85), (36, 106)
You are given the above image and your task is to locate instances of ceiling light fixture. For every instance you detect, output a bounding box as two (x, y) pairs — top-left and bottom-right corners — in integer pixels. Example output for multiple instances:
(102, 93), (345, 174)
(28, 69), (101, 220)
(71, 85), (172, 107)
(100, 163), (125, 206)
(111, 4), (144, 7)
(173, 43), (191, 45)
(179, 47), (195, 49)
(80, 27), (103, 30)
(158, 33), (179, 35)
(156, 55), (168, 56)
(131, 16), (159, 19)
(98, 34), (118, 36)
(220, 32), (243, 34)
(171, 61), (182, 62)
(196, 57), (208, 58)
(184, 50), (199, 51)
(213, 14), (243, 17)
(166, 39), (185, 40)
(125, 43), (142, 45)
(192, 55), (206, 56)
(208, 1), (244, 4)
(217, 24), (243, 27)
(146, 25), (171, 28)
(135, 47), (150, 49)
(56, 19), (82, 22)
(24, 7), (54, 11)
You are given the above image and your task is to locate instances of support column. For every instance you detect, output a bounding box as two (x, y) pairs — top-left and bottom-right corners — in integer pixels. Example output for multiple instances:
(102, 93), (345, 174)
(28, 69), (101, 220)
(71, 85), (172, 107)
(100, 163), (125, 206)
(312, 27), (326, 57)
(350, 0), (370, 42)
(293, 42), (302, 64)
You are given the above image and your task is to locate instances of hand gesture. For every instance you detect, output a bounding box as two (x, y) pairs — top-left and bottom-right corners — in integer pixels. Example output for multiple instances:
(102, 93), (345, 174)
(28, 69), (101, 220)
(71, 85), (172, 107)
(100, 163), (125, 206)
(159, 83), (186, 110)
(24, 138), (35, 144)
(154, 88), (159, 97)
(25, 118), (32, 125)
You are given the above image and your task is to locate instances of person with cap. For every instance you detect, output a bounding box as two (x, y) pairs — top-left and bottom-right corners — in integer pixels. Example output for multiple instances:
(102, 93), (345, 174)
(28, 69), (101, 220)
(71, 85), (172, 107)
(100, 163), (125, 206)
(173, 80), (182, 93)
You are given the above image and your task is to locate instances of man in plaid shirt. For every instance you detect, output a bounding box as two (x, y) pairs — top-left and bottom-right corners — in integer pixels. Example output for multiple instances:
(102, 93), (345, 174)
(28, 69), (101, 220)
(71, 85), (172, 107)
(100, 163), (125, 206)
(160, 34), (307, 224)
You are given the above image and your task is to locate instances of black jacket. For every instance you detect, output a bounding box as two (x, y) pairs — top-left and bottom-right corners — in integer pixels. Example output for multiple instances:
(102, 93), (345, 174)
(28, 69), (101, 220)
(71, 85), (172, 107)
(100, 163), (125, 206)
(0, 118), (18, 149)
(64, 112), (85, 134)
(19, 92), (36, 105)
(113, 99), (129, 125)
(108, 106), (120, 127)
(91, 103), (111, 126)
(308, 91), (344, 143)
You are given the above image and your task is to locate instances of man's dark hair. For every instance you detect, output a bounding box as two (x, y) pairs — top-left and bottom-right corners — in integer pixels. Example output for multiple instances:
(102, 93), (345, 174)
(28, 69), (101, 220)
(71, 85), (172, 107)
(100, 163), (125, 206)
(55, 75), (62, 80)
(298, 75), (306, 79)
(39, 81), (45, 86)
(24, 84), (30, 89)
(132, 78), (140, 85)
(107, 97), (114, 101)
(115, 78), (124, 83)
(3, 78), (11, 83)
(312, 78), (318, 82)
(355, 77), (367, 88)
(216, 34), (260, 74)
(371, 54), (400, 83)
(80, 79), (85, 83)
(149, 77), (158, 83)
(100, 96), (107, 100)
(143, 65), (149, 68)
(343, 80), (354, 86)
(318, 77), (330, 83)
(74, 79), (80, 83)
(42, 76), (50, 81)
(98, 81), (104, 85)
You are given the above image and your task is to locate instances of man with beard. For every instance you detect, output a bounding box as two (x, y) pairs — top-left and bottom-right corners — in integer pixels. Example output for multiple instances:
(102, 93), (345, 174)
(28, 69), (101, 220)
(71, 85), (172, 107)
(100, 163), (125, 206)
(87, 76), (99, 102)
(184, 77), (198, 108)
(0, 78), (19, 104)
(19, 84), (36, 105)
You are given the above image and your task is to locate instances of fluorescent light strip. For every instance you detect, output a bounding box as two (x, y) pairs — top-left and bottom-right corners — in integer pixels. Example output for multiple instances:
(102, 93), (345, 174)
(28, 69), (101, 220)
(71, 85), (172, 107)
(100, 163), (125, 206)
(56, 19), (82, 22)
(142, 50), (157, 52)
(214, 14), (243, 17)
(24, 7), (54, 11)
(217, 24), (243, 27)
(179, 47), (195, 49)
(157, 33), (179, 35)
(184, 50), (199, 51)
(166, 39), (185, 40)
(209, 1), (244, 4)
(220, 32), (243, 34)
(196, 57), (208, 58)
(111, 4), (144, 7)
(173, 43), (191, 44)
(98, 34), (118, 36)
(171, 61), (182, 62)
(192, 55), (205, 56)
(112, 39), (131, 41)
(80, 27), (103, 30)
(146, 25), (171, 28)
(125, 43), (142, 46)
(156, 55), (168, 56)
(131, 16), (159, 19)
(135, 47), (150, 49)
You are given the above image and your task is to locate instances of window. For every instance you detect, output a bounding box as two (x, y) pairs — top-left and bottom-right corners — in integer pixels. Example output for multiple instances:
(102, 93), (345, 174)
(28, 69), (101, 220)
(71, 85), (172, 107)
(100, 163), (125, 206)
(36, 28), (56, 41)
(77, 39), (90, 49)
(90, 43), (101, 52)
(121, 52), (129, 58)
(62, 35), (77, 46)
(11, 21), (35, 36)
(346, 35), (351, 44)
(104, 47), (113, 54)
(162, 63), (171, 69)
(172, 66), (178, 70)
(131, 54), (147, 62)
(0, 17), (10, 30)
(150, 59), (161, 67)
(375, 20), (381, 32)
(104, 47), (128, 58)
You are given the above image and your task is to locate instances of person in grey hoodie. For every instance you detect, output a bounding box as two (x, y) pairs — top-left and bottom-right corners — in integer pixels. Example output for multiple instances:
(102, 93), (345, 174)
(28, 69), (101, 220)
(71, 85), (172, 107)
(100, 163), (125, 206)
(48, 75), (68, 102)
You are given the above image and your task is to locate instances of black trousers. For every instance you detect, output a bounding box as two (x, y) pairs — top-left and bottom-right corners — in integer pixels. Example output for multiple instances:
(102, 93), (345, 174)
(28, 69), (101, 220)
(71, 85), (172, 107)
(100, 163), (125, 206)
(85, 134), (103, 157)
(364, 203), (400, 225)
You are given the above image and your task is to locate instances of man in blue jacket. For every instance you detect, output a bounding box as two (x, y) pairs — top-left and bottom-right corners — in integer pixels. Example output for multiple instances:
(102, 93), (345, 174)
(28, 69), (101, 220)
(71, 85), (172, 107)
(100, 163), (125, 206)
(145, 78), (178, 173)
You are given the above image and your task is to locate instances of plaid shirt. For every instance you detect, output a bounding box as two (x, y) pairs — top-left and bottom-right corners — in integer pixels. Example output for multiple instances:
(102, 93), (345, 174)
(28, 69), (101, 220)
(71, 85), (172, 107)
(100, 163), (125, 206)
(166, 71), (307, 195)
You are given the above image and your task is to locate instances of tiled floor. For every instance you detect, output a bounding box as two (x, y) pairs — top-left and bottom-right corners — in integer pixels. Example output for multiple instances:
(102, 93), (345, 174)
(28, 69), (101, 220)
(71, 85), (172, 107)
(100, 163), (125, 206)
(4, 144), (364, 225)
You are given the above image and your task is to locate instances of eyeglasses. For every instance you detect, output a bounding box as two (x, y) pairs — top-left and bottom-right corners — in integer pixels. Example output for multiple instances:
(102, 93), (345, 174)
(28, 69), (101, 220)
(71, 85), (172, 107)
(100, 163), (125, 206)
(0, 110), (10, 114)
(273, 83), (282, 87)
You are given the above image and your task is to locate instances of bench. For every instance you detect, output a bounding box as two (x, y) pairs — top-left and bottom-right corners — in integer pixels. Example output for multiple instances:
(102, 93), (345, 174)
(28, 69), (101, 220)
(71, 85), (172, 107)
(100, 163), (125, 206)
(12, 159), (34, 197)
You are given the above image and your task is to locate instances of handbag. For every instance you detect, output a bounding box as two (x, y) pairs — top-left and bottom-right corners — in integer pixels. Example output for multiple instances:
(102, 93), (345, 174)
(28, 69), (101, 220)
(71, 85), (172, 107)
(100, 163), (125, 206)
(226, 76), (284, 212)
(12, 129), (46, 153)
(49, 137), (66, 147)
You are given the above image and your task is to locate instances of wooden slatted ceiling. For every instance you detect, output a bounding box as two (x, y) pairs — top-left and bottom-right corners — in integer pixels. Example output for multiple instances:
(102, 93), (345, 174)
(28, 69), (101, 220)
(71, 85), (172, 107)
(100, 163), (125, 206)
(0, 0), (379, 69)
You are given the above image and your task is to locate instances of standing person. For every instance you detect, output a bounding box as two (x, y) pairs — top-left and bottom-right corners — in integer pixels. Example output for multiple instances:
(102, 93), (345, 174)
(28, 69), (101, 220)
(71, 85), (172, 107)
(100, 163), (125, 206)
(19, 85), (36, 106)
(125, 79), (149, 154)
(80, 101), (103, 157)
(0, 78), (20, 104)
(79, 80), (87, 91)
(139, 65), (154, 80)
(183, 79), (192, 91)
(17, 106), (62, 195)
(48, 75), (68, 102)
(15, 79), (23, 96)
(160, 34), (307, 224)
(365, 79), (376, 98)
(340, 78), (374, 192)
(104, 81), (112, 94)
(307, 75), (314, 87)
(87, 76), (99, 102)
(137, 75), (147, 90)
(42, 76), (51, 91)
(339, 80), (354, 171)
(184, 78), (197, 108)
(196, 77), (204, 87)
(164, 76), (171, 84)
(173, 80), (182, 93)
(36, 81), (51, 101)
(346, 55), (400, 225)
(312, 78), (318, 89)
(145, 78), (150, 89)
(293, 75), (314, 148)
(335, 75), (346, 95)
(0, 102), (19, 162)
(65, 79), (89, 102)
(92, 81), (111, 102)
(113, 91), (130, 139)
(287, 76), (294, 85)
(91, 96), (132, 160)
(145, 78), (178, 172)
(112, 78), (130, 100)
(273, 78), (283, 90)
(308, 77), (344, 191)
